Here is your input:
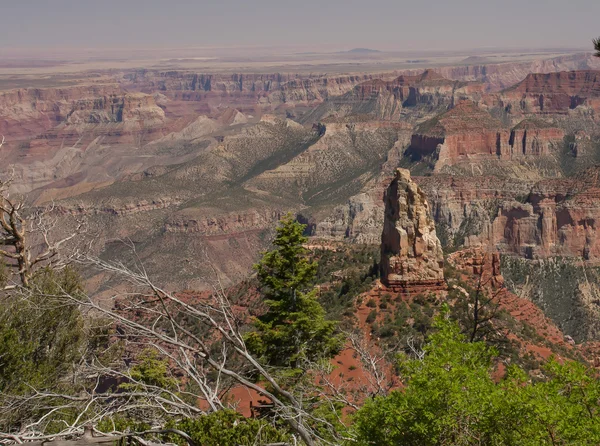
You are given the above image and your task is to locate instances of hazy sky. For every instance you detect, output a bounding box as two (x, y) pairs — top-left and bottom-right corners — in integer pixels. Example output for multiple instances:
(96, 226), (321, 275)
(1, 0), (598, 51)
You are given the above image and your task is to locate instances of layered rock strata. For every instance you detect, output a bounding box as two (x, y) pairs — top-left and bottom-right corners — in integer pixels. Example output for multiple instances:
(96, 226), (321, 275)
(351, 70), (484, 117)
(433, 53), (600, 92)
(422, 169), (600, 261)
(499, 70), (600, 114)
(316, 167), (600, 264)
(409, 101), (510, 167)
(409, 101), (565, 170)
(304, 71), (484, 123)
(508, 119), (565, 156)
(0, 86), (165, 137)
(123, 71), (383, 112)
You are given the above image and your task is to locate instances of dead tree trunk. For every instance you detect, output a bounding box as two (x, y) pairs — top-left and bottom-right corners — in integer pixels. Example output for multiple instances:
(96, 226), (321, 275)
(0, 151), (85, 289)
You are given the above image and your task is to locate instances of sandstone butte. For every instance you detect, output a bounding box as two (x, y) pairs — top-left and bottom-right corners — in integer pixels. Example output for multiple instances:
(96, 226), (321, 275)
(380, 168), (445, 293)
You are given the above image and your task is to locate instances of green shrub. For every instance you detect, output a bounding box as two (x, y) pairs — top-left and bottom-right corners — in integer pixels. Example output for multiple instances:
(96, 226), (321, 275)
(170, 410), (290, 446)
(366, 309), (378, 324)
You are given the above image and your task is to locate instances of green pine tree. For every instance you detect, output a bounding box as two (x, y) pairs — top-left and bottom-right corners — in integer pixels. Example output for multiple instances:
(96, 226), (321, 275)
(246, 214), (342, 369)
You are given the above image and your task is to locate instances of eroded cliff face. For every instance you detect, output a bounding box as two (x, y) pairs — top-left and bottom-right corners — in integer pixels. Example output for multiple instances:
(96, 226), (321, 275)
(313, 178), (387, 244)
(380, 169), (445, 291)
(434, 53), (600, 92)
(304, 71), (484, 123)
(0, 87), (164, 134)
(315, 166), (600, 265)
(408, 101), (568, 174)
(420, 169), (600, 261)
(493, 174), (600, 260)
(508, 120), (565, 156)
(164, 208), (285, 237)
(355, 70), (483, 107)
(122, 71), (383, 112)
(497, 70), (600, 114)
(65, 92), (166, 125)
(0, 85), (169, 158)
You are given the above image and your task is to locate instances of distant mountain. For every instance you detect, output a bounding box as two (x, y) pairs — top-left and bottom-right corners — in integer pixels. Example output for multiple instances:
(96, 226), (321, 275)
(346, 48), (381, 54)
(461, 55), (492, 64)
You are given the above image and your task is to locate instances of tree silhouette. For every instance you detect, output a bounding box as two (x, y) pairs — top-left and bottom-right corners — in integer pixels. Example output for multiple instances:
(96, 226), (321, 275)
(594, 37), (600, 58)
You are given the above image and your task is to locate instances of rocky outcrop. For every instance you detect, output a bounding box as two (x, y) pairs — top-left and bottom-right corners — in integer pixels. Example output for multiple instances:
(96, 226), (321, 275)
(317, 167), (600, 264)
(380, 169), (445, 292)
(448, 248), (504, 288)
(313, 174), (533, 249)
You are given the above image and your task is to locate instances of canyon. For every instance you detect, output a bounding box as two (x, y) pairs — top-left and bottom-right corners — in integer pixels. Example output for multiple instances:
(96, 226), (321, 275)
(1, 50), (600, 341)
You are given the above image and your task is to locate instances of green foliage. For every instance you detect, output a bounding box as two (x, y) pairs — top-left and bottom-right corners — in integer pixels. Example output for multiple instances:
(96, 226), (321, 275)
(96, 416), (151, 435)
(95, 349), (182, 436)
(513, 358), (600, 443)
(365, 309), (377, 324)
(122, 348), (178, 391)
(0, 260), (7, 288)
(0, 267), (108, 433)
(0, 267), (86, 394)
(354, 308), (496, 445)
(166, 410), (290, 446)
(312, 245), (379, 321)
(246, 215), (342, 368)
(254, 214), (317, 301)
(353, 307), (600, 445)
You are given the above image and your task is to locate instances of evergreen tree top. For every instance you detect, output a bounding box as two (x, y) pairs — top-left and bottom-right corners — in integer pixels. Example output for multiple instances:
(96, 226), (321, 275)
(254, 214), (317, 301)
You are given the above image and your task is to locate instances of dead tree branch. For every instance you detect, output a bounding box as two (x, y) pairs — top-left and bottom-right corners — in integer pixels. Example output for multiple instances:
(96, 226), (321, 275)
(48, 255), (323, 445)
(0, 166), (86, 288)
